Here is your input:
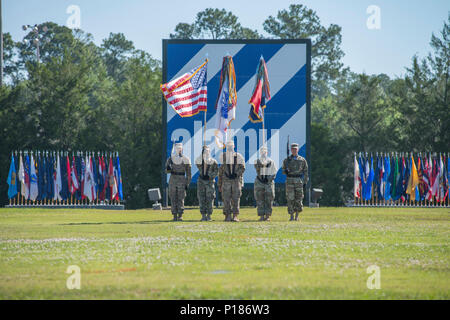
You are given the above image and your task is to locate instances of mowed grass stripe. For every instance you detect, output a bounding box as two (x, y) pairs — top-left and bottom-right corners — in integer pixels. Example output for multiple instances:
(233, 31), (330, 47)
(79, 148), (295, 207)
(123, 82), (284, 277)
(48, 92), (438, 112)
(0, 207), (448, 299)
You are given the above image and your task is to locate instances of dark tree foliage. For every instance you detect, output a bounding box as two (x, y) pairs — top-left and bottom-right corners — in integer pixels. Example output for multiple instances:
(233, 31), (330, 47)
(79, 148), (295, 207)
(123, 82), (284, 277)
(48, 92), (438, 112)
(170, 8), (261, 40)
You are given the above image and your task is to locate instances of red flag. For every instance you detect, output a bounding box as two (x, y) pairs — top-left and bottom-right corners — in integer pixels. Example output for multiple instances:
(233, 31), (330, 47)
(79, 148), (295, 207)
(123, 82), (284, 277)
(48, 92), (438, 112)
(100, 156), (107, 200)
(248, 57), (271, 123)
(66, 155), (72, 196)
(70, 156), (79, 194)
(108, 157), (118, 201)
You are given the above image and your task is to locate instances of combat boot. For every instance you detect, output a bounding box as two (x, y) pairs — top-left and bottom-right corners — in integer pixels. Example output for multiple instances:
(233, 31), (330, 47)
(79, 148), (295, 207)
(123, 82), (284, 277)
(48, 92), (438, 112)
(172, 214), (178, 221)
(295, 212), (299, 221)
(224, 214), (232, 222)
(265, 215), (270, 222)
(259, 215), (265, 221)
(201, 214), (206, 221)
(207, 214), (212, 221)
(232, 214), (240, 222)
(289, 214), (294, 221)
(178, 214), (183, 221)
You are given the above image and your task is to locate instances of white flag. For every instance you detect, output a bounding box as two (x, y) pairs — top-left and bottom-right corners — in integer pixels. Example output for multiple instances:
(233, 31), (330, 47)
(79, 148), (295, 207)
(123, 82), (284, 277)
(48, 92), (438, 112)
(54, 155), (62, 201)
(29, 154), (39, 201)
(214, 77), (235, 149)
(354, 154), (361, 198)
(70, 158), (79, 193)
(83, 155), (94, 202)
(18, 155), (27, 199)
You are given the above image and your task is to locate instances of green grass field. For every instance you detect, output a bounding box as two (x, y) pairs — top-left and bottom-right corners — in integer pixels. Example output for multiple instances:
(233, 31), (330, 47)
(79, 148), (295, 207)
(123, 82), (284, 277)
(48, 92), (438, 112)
(0, 206), (449, 299)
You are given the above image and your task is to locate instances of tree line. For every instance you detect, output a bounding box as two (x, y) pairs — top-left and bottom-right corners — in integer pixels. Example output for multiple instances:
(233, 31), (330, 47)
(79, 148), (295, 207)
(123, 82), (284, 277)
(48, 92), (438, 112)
(0, 5), (448, 208)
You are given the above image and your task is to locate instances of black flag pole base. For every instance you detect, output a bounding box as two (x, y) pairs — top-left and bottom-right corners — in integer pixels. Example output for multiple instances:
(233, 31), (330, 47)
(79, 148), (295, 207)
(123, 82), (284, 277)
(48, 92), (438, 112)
(5, 204), (124, 210)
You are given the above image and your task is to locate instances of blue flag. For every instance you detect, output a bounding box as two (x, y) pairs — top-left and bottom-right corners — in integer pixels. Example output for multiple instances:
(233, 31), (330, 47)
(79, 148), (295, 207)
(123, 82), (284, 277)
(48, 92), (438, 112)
(92, 155), (98, 195)
(384, 155), (391, 200)
(363, 156), (375, 201)
(116, 155), (123, 201)
(7, 155), (18, 199)
(359, 155), (365, 198)
(46, 155), (54, 200)
(448, 156), (450, 202)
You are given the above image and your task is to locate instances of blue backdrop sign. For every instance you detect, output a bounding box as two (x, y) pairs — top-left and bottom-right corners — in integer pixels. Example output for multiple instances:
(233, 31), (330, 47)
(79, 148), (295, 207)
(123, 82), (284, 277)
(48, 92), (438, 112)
(162, 39), (311, 188)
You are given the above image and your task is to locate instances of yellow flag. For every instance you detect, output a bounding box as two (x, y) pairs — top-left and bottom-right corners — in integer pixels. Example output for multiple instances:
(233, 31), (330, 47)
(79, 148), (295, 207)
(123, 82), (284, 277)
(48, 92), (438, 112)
(407, 155), (420, 201)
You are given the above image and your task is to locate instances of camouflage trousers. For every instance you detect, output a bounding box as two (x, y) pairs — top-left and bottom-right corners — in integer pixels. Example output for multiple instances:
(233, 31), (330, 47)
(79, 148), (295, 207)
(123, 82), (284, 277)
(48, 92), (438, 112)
(197, 178), (215, 215)
(286, 179), (304, 214)
(169, 181), (186, 216)
(222, 178), (242, 215)
(254, 178), (275, 216)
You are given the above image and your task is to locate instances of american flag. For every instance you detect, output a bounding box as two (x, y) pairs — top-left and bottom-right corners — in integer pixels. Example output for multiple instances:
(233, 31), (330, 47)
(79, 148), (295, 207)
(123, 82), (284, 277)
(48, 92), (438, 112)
(161, 60), (207, 117)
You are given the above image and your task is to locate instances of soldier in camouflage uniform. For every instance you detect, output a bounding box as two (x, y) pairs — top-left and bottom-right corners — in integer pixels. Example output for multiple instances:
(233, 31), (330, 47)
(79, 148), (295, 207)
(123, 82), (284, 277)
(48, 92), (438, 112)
(165, 143), (191, 221)
(282, 143), (308, 221)
(218, 140), (245, 222)
(195, 145), (218, 221)
(254, 146), (277, 221)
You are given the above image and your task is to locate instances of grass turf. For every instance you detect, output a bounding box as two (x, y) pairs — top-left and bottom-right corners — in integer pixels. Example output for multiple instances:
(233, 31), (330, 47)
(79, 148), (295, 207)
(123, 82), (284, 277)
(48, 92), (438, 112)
(0, 206), (448, 299)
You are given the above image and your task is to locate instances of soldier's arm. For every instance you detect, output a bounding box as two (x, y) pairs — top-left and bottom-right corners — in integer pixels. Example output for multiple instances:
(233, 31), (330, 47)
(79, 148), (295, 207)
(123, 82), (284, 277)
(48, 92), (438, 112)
(282, 159), (288, 175)
(268, 162), (276, 181)
(165, 158), (172, 173)
(185, 164), (192, 186)
(236, 164), (245, 177)
(303, 160), (309, 185)
(210, 161), (219, 179)
(235, 154), (245, 176)
(218, 166), (223, 191)
(254, 162), (260, 177)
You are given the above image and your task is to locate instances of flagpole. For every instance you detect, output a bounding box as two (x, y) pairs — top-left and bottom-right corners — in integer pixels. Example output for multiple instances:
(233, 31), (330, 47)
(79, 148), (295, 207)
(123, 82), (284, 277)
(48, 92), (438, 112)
(203, 107), (207, 147)
(203, 58), (208, 147)
(262, 107), (265, 147)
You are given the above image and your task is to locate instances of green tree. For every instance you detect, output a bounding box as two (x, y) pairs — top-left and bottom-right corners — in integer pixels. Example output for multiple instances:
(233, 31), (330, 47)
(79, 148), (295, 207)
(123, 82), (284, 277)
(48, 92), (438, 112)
(392, 57), (436, 151)
(101, 32), (135, 82)
(170, 8), (261, 39)
(336, 74), (393, 152)
(311, 123), (351, 205)
(109, 51), (162, 208)
(427, 13), (450, 151)
(24, 40), (109, 150)
(171, 23), (197, 39)
(0, 84), (28, 205)
(2, 32), (21, 84)
(263, 4), (344, 85)
(17, 22), (91, 70)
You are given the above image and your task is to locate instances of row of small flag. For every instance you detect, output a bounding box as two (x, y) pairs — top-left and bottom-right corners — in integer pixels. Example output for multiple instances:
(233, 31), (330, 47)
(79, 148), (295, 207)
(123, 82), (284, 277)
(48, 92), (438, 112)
(160, 56), (270, 148)
(6, 151), (123, 204)
(354, 152), (450, 205)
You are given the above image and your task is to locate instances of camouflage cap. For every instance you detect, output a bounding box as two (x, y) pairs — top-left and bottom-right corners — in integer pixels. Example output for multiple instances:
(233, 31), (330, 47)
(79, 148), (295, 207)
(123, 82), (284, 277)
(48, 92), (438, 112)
(290, 143), (299, 149)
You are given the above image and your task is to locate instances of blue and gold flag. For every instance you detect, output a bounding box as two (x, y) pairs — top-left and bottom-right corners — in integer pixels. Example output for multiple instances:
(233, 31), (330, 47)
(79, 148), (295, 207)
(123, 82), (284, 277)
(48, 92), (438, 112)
(7, 155), (18, 199)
